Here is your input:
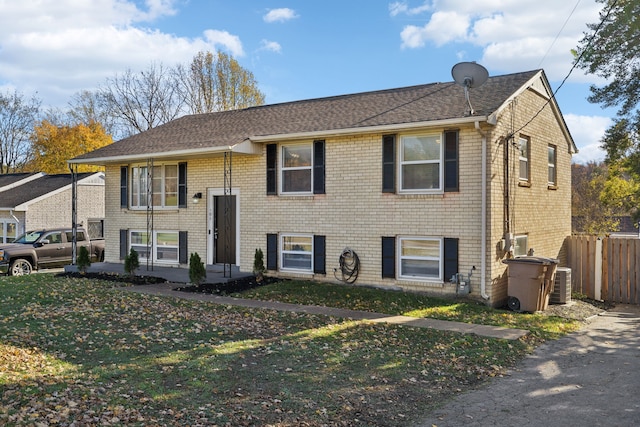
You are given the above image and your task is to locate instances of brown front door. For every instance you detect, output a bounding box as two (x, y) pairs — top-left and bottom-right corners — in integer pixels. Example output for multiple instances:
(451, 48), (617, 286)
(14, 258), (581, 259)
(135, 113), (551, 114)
(214, 195), (236, 264)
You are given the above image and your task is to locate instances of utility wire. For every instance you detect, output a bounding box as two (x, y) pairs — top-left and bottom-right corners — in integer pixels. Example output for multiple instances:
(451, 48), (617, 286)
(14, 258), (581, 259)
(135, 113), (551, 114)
(509, 0), (618, 139)
(538, 0), (582, 68)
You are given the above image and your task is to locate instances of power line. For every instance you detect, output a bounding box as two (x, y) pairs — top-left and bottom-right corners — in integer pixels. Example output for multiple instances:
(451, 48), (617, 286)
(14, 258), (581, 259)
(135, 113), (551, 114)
(538, 0), (582, 67)
(510, 0), (618, 139)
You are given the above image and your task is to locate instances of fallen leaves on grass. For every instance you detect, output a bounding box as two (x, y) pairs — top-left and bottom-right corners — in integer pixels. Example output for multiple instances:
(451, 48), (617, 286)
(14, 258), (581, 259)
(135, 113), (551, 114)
(1, 274), (530, 426)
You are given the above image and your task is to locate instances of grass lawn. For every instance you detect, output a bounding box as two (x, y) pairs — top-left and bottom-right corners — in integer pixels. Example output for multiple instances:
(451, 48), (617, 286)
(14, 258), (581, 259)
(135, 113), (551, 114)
(0, 275), (581, 426)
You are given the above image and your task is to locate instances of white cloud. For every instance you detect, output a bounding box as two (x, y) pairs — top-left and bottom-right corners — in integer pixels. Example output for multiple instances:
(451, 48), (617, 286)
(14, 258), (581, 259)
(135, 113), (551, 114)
(396, 0), (602, 80)
(564, 113), (611, 164)
(204, 30), (245, 57)
(260, 40), (282, 53)
(263, 8), (298, 23)
(0, 0), (245, 108)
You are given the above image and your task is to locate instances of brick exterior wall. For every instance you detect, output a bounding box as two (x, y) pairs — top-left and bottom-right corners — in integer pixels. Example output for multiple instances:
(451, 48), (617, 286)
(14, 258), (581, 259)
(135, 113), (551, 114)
(103, 78), (572, 307)
(0, 178), (104, 239)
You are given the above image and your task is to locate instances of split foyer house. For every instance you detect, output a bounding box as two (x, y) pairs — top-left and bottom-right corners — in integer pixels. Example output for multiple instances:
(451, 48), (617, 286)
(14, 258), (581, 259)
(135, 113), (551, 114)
(0, 172), (105, 242)
(69, 69), (576, 306)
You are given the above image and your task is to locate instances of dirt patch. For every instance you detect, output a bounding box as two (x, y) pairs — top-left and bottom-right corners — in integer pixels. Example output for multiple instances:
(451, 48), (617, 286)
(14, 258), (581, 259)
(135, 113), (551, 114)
(541, 298), (615, 321)
(58, 271), (167, 285)
(175, 275), (283, 295)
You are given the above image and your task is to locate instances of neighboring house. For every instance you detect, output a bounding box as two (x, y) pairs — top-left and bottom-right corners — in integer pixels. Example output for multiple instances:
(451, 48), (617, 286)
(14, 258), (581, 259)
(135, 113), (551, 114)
(0, 172), (105, 242)
(69, 69), (576, 307)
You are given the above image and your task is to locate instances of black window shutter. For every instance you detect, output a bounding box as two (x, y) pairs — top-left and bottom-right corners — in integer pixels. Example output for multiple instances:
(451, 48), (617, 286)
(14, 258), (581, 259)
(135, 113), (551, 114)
(381, 236), (395, 278)
(266, 144), (277, 195)
(382, 135), (396, 193)
(179, 231), (188, 264)
(178, 162), (187, 208)
(313, 140), (325, 194)
(443, 238), (459, 282)
(119, 229), (128, 260)
(444, 130), (459, 192)
(120, 166), (128, 208)
(266, 233), (278, 270)
(313, 235), (326, 274)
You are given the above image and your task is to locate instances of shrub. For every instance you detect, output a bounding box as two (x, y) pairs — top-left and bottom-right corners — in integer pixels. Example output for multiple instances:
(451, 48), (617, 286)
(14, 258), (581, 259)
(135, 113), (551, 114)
(253, 248), (265, 275)
(77, 246), (91, 273)
(124, 248), (139, 276)
(189, 252), (206, 285)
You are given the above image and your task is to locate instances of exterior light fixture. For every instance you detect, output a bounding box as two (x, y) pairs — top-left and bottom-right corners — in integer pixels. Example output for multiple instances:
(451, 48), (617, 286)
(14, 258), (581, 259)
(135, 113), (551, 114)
(192, 192), (202, 204)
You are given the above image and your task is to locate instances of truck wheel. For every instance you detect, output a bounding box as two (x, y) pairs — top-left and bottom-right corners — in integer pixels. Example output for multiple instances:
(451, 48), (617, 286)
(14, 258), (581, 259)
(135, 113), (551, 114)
(10, 259), (33, 276)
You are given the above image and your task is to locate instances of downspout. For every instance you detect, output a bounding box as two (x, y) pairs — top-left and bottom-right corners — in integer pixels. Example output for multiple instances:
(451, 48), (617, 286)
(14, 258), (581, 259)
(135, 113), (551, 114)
(475, 121), (490, 300)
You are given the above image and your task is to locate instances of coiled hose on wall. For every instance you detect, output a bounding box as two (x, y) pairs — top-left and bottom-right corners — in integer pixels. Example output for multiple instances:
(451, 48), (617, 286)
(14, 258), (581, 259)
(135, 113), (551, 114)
(334, 247), (360, 284)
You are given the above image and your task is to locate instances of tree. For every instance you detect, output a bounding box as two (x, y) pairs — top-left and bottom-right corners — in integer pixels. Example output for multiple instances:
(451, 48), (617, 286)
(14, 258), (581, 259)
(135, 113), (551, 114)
(99, 62), (184, 137)
(28, 120), (112, 173)
(176, 51), (265, 114)
(0, 90), (40, 173)
(68, 90), (120, 139)
(574, 0), (640, 221)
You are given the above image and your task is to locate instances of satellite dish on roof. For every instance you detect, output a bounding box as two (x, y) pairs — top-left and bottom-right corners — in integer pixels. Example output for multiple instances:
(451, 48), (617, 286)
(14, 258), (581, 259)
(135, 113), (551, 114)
(451, 62), (489, 115)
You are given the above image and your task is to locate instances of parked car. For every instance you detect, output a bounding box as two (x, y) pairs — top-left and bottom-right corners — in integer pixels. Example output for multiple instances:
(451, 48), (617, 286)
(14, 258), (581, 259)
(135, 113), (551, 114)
(0, 228), (105, 275)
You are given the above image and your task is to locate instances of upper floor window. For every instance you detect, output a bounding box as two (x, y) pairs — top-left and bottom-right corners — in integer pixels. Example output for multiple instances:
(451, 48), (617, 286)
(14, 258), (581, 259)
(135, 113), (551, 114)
(518, 136), (530, 182)
(400, 134), (442, 192)
(266, 141), (325, 196)
(282, 144), (312, 194)
(548, 145), (557, 186)
(131, 163), (178, 208)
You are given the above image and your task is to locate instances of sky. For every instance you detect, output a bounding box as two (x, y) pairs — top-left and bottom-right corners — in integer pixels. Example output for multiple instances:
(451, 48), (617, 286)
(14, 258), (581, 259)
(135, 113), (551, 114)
(0, 0), (617, 164)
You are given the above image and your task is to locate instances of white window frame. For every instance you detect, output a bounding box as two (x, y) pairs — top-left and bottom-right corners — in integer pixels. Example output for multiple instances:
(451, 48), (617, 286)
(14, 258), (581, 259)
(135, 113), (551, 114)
(129, 230), (180, 264)
(0, 220), (18, 244)
(513, 235), (528, 257)
(130, 163), (179, 209)
(399, 133), (443, 193)
(548, 145), (557, 186)
(518, 136), (530, 182)
(398, 237), (443, 281)
(280, 143), (313, 195)
(280, 233), (313, 273)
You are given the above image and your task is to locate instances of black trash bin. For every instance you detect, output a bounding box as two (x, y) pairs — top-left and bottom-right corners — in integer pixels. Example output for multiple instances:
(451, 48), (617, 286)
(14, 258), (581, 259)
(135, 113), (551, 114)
(502, 256), (558, 312)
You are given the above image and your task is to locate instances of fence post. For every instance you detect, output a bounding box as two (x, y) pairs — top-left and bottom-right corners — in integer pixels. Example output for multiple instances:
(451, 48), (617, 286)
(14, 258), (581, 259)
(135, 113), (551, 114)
(594, 237), (602, 301)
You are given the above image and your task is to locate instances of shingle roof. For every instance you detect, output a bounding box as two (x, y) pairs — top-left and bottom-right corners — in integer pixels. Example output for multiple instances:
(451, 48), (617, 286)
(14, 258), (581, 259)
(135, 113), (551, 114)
(72, 70), (541, 162)
(0, 173), (96, 208)
(0, 173), (40, 189)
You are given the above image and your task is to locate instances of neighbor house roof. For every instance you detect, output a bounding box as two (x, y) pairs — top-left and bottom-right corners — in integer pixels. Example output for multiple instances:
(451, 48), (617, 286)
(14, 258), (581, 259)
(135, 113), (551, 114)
(70, 69), (575, 164)
(0, 172), (103, 210)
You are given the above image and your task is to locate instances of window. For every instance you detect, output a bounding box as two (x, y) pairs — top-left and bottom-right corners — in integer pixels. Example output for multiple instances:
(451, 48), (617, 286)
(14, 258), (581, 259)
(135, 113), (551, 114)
(281, 234), (313, 272)
(129, 230), (179, 263)
(282, 144), (312, 193)
(130, 163), (179, 208)
(0, 221), (17, 243)
(87, 219), (104, 239)
(399, 237), (442, 280)
(267, 141), (325, 195)
(548, 145), (557, 186)
(400, 134), (442, 192)
(518, 137), (530, 182)
(514, 235), (528, 257)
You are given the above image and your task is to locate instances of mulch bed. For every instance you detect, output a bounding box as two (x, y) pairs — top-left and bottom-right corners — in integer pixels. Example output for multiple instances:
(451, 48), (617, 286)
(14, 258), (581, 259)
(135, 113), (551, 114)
(175, 275), (282, 295)
(58, 271), (167, 286)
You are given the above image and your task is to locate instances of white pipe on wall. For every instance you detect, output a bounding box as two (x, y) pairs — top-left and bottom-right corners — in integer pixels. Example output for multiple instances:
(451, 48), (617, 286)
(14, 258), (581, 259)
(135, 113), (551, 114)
(475, 121), (490, 300)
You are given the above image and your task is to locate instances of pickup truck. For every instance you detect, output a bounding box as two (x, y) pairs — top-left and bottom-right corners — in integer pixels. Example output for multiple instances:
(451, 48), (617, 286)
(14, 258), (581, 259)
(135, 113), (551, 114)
(0, 228), (105, 276)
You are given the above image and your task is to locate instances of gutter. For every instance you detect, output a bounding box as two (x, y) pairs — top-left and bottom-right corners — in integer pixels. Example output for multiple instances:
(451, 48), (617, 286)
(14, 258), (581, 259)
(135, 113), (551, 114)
(475, 121), (490, 300)
(67, 116), (489, 165)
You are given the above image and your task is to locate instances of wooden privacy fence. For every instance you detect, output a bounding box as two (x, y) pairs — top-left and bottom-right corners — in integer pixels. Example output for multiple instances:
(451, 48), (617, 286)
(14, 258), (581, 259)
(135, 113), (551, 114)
(567, 235), (640, 304)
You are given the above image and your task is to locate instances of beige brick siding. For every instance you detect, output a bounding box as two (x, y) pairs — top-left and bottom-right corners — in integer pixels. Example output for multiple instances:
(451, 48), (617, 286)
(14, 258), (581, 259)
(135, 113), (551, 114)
(0, 181), (104, 238)
(103, 81), (572, 307)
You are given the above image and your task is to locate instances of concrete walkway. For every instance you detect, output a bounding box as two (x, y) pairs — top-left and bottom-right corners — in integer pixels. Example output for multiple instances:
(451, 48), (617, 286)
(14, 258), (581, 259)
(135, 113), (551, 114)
(122, 281), (529, 341)
(417, 304), (640, 426)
